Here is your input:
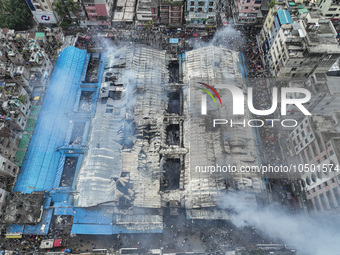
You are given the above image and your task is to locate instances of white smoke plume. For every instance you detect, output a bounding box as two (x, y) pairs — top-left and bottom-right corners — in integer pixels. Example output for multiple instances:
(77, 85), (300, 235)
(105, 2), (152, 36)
(189, 25), (245, 50)
(218, 192), (340, 254)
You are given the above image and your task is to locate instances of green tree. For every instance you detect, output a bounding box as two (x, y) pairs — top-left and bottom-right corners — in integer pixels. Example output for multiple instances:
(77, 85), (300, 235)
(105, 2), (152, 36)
(145, 20), (153, 30)
(54, 0), (71, 21)
(66, 0), (80, 20)
(18, 94), (27, 104)
(269, 0), (275, 8)
(0, 0), (32, 30)
(0, 0), (11, 13)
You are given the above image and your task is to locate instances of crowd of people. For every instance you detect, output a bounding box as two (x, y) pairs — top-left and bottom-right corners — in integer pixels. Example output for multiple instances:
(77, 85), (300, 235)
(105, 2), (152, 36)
(1, 235), (42, 253)
(242, 28), (283, 167)
(72, 26), (219, 54)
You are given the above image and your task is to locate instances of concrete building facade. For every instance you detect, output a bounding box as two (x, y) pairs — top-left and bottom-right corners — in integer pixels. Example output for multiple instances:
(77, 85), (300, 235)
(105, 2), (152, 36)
(258, 5), (290, 55)
(160, 0), (183, 26)
(0, 154), (19, 178)
(112, 0), (136, 24)
(83, 0), (115, 27)
(285, 74), (340, 121)
(265, 11), (340, 79)
(319, 0), (340, 21)
(25, 0), (58, 24)
(136, 0), (159, 22)
(233, 0), (262, 24)
(288, 115), (340, 213)
(186, 0), (217, 28)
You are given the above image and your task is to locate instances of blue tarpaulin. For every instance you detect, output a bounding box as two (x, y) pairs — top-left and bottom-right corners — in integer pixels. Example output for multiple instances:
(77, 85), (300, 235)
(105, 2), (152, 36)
(170, 38), (179, 44)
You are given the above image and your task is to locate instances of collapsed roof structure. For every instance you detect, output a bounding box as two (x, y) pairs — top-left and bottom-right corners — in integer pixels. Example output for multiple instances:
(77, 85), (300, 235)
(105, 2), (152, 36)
(7, 44), (265, 235)
(182, 46), (265, 219)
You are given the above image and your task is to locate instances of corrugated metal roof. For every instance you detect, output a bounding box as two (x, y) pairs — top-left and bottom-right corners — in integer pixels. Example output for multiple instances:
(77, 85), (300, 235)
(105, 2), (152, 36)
(13, 46), (87, 194)
(277, 9), (293, 25)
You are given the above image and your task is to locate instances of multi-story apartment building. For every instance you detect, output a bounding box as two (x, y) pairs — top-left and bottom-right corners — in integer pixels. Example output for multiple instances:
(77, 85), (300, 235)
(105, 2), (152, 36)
(233, 0), (262, 24)
(0, 187), (8, 216)
(285, 74), (340, 121)
(112, 0), (136, 24)
(0, 28), (55, 161)
(160, 0), (183, 26)
(0, 155), (19, 178)
(136, 0), (159, 22)
(25, 0), (58, 24)
(25, 0), (87, 25)
(319, 0), (340, 21)
(288, 115), (340, 213)
(186, 0), (217, 28)
(83, 0), (115, 27)
(267, 12), (340, 79)
(258, 5), (291, 55)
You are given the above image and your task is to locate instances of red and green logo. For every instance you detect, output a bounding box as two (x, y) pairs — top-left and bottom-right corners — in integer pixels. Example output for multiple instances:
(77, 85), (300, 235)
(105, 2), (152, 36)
(198, 82), (223, 115)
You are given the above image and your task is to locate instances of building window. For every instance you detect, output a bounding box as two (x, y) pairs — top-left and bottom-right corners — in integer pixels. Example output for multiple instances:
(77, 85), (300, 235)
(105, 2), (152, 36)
(198, 1), (205, 6)
(326, 190), (334, 208)
(190, 7), (194, 11)
(190, 1), (195, 6)
(198, 7), (203, 12)
(311, 142), (317, 156)
(209, 7), (213, 12)
(328, 8), (337, 11)
(209, 1), (214, 6)
(324, 182), (328, 187)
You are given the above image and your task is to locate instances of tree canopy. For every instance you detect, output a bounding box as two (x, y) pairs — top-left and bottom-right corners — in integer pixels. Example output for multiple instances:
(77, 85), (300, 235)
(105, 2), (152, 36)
(0, 0), (32, 30)
(0, 0), (11, 13)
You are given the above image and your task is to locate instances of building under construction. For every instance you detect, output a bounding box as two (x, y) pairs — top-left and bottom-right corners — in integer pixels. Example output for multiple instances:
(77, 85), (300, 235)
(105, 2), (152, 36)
(3, 44), (265, 236)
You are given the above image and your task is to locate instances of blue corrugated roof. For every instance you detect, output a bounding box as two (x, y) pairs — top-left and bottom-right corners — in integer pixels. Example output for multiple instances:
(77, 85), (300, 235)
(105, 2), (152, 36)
(50, 192), (70, 202)
(277, 9), (293, 25)
(7, 225), (24, 234)
(7, 209), (53, 235)
(54, 207), (75, 215)
(73, 208), (114, 224)
(14, 46), (87, 193)
(71, 224), (163, 235)
(72, 224), (114, 235)
(23, 209), (53, 235)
